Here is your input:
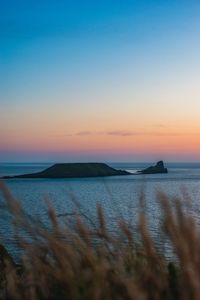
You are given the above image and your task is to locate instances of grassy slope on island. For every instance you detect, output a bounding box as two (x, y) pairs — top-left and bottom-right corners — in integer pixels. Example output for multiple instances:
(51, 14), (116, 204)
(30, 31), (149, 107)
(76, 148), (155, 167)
(3, 163), (130, 179)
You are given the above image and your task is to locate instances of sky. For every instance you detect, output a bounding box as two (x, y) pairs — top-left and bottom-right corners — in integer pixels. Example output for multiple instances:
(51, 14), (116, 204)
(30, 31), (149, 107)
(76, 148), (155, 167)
(1, 0), (200, 162)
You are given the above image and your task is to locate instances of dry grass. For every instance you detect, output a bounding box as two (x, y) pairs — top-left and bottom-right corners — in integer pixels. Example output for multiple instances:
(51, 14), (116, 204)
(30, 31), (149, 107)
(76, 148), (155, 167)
(0, 181), (200, 299)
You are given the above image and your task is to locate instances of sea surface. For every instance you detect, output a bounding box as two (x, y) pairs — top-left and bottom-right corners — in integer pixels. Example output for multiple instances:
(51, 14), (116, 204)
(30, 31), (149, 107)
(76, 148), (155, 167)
(1, 162), (200, 260)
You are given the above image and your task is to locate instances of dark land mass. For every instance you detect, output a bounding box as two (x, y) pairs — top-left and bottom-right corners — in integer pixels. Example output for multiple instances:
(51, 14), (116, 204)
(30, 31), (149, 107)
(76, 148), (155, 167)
(137, 160), (168, 174)
(1, 163), (130, 179)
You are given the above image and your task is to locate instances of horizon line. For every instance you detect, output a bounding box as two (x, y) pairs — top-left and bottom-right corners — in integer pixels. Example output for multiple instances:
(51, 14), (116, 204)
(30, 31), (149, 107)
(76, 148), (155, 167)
(1, 161), (200, 164)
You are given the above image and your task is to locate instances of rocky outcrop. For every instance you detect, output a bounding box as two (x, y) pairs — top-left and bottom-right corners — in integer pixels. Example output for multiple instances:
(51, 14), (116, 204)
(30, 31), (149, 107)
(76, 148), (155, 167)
(2, 163), (130, 179)
(137, 161), (168, 174)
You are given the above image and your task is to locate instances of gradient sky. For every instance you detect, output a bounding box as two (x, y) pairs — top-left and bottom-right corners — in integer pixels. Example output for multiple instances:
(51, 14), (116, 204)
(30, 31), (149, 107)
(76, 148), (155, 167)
(1, 0), (200, 162)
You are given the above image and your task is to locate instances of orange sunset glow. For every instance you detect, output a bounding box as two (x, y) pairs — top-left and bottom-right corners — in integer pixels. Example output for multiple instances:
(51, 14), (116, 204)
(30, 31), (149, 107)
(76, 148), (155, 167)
(1, 1), (200, 162)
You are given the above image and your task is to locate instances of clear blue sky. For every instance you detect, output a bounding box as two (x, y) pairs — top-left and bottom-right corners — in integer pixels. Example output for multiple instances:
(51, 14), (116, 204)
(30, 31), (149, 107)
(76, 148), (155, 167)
(1, 1), (200, 162)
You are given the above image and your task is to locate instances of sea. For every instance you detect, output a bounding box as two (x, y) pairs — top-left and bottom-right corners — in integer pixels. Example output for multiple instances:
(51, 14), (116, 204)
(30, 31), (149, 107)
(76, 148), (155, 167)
(1, 162), (200, 260)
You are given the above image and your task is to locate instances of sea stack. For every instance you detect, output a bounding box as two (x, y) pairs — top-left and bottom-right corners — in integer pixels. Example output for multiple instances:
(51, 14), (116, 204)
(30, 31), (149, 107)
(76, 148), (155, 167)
(137, 161), (168, 174)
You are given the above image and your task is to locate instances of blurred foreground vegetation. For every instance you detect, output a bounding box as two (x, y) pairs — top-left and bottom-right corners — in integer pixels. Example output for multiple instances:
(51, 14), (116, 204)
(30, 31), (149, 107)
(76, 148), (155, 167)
(0, 181), (200, 300)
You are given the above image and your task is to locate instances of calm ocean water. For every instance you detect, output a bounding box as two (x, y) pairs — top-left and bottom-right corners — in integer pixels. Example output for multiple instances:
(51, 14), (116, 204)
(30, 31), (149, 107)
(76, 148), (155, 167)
(1, 162), (200, 259)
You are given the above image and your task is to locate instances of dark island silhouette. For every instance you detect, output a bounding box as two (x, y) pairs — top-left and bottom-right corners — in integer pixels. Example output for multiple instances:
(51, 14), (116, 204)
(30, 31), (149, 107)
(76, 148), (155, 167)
(137, 160), (168, 174)
(2, 163), (130, 179)
(1, 161), (168, 179)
